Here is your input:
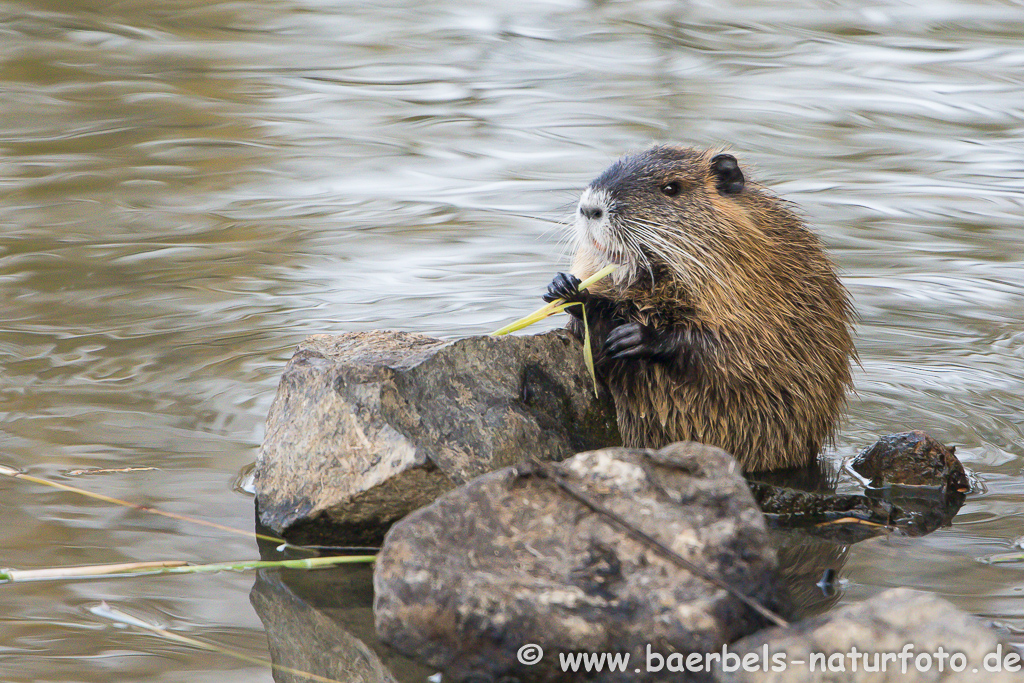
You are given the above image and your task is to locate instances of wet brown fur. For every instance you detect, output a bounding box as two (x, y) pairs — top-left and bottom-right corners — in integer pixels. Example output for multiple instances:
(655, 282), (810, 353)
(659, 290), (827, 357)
(567, 146), (856, 472)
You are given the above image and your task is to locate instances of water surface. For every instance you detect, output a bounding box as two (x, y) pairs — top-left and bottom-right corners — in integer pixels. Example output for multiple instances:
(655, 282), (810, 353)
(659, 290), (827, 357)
(2, 0), (1022, 680)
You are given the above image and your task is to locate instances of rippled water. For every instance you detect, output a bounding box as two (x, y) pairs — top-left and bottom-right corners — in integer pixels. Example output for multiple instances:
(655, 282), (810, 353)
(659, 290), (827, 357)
(2, 0), (1022, 680)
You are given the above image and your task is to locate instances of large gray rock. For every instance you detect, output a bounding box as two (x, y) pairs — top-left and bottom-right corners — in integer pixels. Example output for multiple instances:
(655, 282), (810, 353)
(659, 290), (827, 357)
(374, 442), (785, 683)
(720, 587), (1020, 682)
(254, 329), (618, 544)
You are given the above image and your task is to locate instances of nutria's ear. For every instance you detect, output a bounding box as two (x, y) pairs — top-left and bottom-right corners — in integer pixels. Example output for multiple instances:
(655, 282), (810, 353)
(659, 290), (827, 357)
(711, 154), (744, 195)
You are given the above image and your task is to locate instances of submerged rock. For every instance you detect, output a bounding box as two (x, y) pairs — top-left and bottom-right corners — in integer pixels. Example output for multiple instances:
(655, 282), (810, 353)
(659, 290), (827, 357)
(251, 567), (434, 683)
(721, 587), (1019, 682)
(852, 430), (968, 491)
(374, 442), (786, 683)
(254, 329), (618, 544)
(746, 431), (968, 543)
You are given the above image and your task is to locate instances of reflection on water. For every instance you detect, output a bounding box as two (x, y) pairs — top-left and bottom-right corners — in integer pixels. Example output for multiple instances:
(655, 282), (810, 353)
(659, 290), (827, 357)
(1, 0), (1022, 680)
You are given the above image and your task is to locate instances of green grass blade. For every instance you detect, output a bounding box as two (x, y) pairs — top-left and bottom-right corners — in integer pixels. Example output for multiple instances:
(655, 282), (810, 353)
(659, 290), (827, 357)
(491, 264), (619, 336)
(580, 302), (599, 396)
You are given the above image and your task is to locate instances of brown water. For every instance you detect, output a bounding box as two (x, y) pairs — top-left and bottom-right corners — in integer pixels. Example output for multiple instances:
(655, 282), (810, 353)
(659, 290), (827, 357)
(1, 0), (1022, 680)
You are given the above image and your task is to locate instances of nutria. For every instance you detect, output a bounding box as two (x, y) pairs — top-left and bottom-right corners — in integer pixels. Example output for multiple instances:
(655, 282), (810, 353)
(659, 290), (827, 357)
(545, 146), (856, 472)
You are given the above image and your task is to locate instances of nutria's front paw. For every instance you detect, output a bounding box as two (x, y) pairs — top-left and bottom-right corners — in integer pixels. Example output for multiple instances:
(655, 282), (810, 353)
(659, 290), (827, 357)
(605, 322), (659, 360)
(543, 272), (583, 303)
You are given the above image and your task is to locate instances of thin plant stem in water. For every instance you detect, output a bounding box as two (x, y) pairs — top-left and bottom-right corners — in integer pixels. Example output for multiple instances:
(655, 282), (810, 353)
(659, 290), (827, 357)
(91, 602), (347, 683)
(0, 555), (376, 584)
(0, 463), (285, 546)
(981, 552), (1024, 564)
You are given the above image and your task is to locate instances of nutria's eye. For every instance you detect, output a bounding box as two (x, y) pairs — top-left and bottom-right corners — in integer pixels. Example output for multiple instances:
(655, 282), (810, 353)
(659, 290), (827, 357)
(711, 154), (744, 195)
(660, 181), (681, 197)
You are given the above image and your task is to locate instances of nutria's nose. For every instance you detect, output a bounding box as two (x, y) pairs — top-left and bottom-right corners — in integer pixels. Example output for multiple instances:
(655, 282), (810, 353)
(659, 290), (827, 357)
(579, 204), (604, 220)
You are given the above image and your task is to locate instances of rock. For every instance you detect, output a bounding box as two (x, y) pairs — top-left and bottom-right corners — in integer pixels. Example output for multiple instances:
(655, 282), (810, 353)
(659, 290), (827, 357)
(852, 431), (969, 491)
(254, 329), (619, 544)
(720, 587), (1020, 682)
(745, 432), (968, 544)
(374, 442), (786, 683)
(749, 483), (898, 526)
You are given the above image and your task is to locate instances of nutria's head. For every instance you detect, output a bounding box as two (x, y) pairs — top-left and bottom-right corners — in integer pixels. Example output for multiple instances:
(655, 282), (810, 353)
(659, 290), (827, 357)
(572, 147), (745, 288)
(570, 145), (852, 332)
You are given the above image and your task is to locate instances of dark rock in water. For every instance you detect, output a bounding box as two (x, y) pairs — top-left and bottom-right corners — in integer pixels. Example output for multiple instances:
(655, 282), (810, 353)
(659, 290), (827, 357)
(720, 587), (1020, 682)
(748, 432), (968, 544)
(250, 563), (435, 683)
(852, 430), (968, 490)
(750, 482), (897, 526)
(254, 329), (619, 544)
(374, 442), (786, 683)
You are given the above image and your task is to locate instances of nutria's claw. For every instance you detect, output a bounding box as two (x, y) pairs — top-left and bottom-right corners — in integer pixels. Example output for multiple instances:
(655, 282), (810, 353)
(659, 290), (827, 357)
(543, 272), (583, 303)
(605, 322), (656, 360)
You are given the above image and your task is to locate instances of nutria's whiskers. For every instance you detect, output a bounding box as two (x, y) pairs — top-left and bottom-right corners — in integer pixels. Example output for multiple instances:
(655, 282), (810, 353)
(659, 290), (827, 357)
(617, 227), (655, 289)
(617, 217), (728, 292)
